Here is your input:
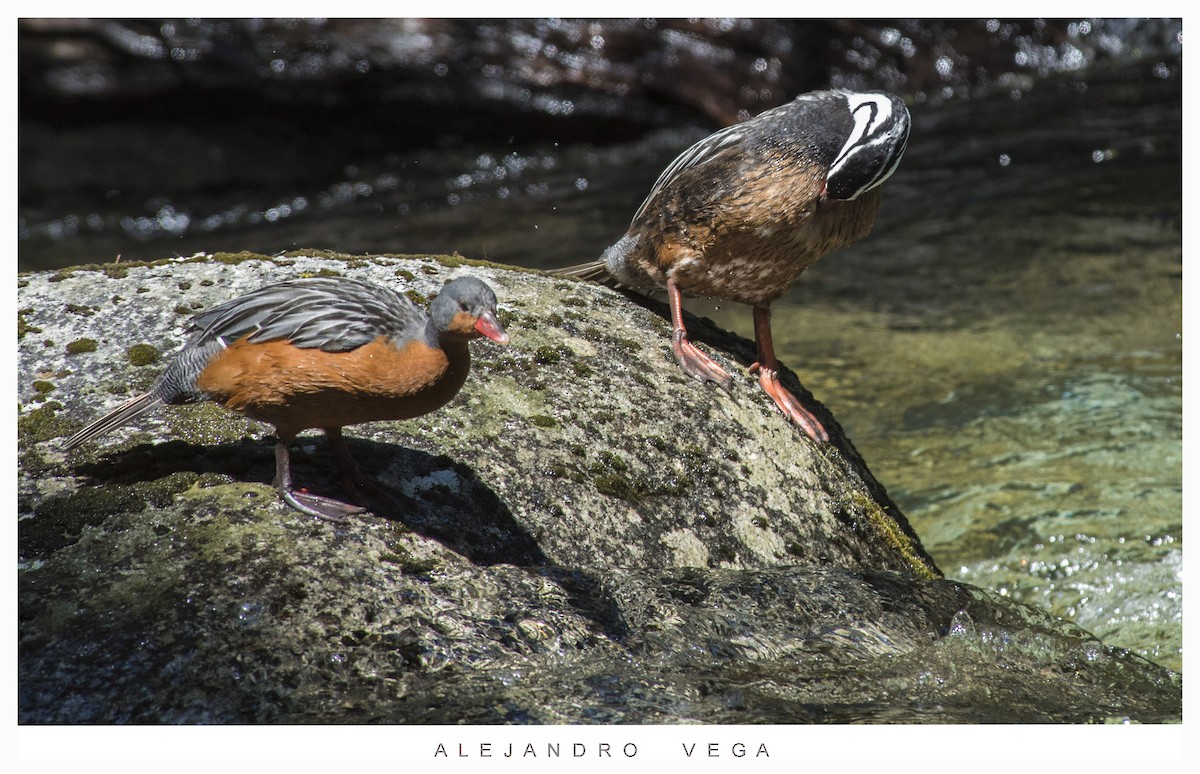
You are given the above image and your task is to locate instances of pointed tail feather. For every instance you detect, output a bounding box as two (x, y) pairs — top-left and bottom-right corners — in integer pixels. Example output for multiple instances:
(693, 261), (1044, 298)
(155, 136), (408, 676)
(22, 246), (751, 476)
(62, 391), (164, 451)
(551, 260), (621, 287)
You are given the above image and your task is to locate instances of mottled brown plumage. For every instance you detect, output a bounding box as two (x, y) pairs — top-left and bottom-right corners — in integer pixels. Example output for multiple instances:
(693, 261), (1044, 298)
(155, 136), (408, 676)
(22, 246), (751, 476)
(559, 89), (911, 441)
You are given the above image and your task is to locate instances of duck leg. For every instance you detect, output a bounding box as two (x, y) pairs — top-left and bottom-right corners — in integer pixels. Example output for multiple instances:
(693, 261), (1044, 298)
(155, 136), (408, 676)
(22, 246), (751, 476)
(274, 435), (367, 522)
(749, 304), (829, 442)
(324, 427), (417, 515)
(667, 277), (733, 392)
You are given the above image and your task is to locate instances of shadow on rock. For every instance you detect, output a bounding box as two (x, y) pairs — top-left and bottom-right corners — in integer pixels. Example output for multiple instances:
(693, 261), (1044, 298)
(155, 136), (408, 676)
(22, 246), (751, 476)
(40, 433), (635, 646)
(45, 435), (551, 569)
(338, 437), (550, 568)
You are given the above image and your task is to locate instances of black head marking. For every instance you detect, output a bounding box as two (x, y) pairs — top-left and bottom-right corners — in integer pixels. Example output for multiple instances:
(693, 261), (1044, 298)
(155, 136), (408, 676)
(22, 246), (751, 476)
(824, 92), (911, 201)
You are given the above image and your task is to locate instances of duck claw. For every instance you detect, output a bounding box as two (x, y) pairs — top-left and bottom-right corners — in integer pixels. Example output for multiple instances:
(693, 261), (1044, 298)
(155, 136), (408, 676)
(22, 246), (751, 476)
(281, 488), (368, 523)
(752, 363), (828, 442)
(672, 331), (734, 392)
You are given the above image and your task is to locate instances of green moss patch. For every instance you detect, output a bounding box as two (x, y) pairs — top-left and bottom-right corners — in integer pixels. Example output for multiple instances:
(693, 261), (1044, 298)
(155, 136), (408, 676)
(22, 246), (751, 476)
(587, 448), (693, 503)
(847, 492), (942, 580)
(212, 251), (277, 265)
(533, 345), (569, 365)
(126, 344), (161, 366)
(18, 402), (74, 445)
(21, 471), (205, 559)
(18, 309), (42, 339)
(379, 545), (441, 576)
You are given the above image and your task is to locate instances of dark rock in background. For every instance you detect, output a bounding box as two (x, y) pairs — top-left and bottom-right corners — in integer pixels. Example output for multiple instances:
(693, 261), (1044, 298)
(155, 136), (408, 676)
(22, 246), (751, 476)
(17, 18), (1183, 271)
(19, 18), (1179, 135)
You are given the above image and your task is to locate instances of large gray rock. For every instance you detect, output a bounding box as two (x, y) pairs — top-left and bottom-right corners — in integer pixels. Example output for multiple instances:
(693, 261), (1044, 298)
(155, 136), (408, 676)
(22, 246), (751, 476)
(17, 252), (1180, 723)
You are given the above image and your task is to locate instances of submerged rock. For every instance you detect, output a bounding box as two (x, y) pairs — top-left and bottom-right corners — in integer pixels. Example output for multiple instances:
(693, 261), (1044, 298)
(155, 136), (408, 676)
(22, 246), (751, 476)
(17, 252), (1180, 723)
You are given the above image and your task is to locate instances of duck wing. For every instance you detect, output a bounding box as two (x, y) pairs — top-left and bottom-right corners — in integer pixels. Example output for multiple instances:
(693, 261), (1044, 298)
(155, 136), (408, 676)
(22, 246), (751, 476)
(188, 276), (427, 353)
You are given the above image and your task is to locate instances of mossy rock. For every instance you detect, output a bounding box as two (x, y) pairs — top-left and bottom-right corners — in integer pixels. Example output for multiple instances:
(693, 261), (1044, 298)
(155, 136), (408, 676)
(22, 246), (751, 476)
(16, 251), (1179, 724)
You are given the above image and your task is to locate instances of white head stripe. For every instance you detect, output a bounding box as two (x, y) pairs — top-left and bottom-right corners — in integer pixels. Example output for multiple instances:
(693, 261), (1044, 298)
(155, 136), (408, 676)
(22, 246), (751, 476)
(828, 94), (895, 179)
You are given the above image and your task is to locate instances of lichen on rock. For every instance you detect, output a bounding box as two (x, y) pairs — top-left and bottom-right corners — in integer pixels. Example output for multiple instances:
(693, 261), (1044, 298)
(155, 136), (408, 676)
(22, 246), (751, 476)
(16, 251), (1180, 723)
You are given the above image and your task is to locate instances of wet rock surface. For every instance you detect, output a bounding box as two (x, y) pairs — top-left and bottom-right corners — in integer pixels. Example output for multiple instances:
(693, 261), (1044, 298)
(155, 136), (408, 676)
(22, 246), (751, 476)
(17, 253), (1181, 723)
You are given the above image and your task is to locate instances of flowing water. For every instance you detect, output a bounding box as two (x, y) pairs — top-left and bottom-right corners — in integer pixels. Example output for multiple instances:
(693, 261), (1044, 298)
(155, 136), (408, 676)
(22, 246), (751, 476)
(19, 57), (1182, 674)
(702, 73), (1183, 672)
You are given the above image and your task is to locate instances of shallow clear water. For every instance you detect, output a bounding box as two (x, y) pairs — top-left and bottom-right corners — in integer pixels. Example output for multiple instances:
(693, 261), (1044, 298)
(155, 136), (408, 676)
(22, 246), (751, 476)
(700, 73), (1183, 672)
(19, 66), (1182, 674)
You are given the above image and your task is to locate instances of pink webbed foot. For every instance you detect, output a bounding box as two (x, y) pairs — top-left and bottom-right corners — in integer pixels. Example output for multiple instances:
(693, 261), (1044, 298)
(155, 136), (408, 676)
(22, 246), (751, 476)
(666, 277), (733, 392)
(274, 437), (368, 523)
(749, 361), (829, 442)
(281, 489), (368, 523)
(671, 328), (734, 391)
(750, 304), (829, 442)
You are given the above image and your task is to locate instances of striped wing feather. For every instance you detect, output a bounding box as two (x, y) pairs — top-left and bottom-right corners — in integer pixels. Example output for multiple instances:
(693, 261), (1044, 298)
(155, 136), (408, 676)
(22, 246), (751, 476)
(189, 277), (426, 352)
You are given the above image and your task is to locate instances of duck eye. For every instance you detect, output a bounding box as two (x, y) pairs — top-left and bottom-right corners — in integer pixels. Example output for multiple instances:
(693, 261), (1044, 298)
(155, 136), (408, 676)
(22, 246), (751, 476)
(459, 300), (470, 312)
